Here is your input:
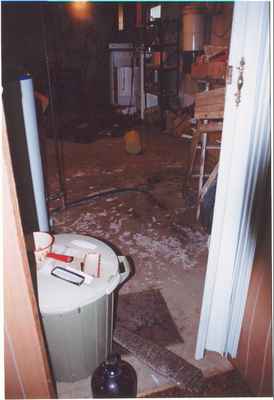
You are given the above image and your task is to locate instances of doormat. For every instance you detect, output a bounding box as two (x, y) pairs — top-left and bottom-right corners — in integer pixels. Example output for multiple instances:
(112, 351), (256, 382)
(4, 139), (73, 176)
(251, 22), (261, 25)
(113, 289), (183, 354)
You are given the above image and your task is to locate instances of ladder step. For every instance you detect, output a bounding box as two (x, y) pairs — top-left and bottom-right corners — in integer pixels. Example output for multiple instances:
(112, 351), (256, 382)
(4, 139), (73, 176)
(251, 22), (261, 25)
(192, 174), (210, 178)
(196, 145), (221, 150)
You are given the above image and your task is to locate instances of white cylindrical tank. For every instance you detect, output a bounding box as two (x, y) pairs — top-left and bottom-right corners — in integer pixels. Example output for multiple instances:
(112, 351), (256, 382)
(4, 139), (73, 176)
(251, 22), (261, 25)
(181, 6), (206, 52)
(19, 74), (49, 232)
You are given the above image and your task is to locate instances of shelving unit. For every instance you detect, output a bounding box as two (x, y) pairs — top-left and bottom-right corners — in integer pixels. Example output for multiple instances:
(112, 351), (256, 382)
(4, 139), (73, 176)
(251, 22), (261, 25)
(143, 17), (180, 126)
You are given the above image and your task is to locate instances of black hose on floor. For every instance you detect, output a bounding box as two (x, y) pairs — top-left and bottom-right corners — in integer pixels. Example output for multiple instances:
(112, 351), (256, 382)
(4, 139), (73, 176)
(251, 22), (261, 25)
(49, 186), (156, 214)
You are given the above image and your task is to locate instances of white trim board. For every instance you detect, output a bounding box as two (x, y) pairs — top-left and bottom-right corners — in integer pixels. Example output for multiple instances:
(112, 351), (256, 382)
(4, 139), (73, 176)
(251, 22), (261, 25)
(195, 1), (271, 360)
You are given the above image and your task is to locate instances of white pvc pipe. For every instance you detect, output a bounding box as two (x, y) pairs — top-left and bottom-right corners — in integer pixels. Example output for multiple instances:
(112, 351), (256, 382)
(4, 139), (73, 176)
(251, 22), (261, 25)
(20, 75), (49, 232)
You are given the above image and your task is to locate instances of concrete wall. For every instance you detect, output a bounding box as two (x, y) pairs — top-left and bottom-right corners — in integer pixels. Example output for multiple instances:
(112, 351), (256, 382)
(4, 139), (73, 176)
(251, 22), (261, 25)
(231, 173), (272, 396)
(44, 3), (116, 111)
(1, 3), (47, 88)
(2, 3), (116, 109)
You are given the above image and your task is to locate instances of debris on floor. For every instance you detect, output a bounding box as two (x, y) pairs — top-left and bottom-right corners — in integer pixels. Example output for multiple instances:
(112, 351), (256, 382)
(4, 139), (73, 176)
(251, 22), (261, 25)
(49, 126), (232, 395)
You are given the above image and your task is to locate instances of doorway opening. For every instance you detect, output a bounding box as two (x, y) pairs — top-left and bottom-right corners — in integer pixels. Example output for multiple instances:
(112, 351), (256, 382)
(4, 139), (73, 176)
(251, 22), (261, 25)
(3, 1), (254, 397)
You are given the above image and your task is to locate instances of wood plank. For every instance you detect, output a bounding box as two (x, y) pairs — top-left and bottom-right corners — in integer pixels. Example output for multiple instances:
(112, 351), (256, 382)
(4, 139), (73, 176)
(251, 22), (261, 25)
(187, 130), (201, 181)
(195, 87), (225, 105)
(203, 45), (228, 59)
(195, 88), (225, 119)
(3, 105), (56, 399)
(199, 163), (219, 201)
(4, 332), (24, 398)
(138, 384), (176, 398)
(114, 326), (204, 392)
(195, 104), (225, 113)
(197, 121), (223, 132)
(195, 110), (224, 119)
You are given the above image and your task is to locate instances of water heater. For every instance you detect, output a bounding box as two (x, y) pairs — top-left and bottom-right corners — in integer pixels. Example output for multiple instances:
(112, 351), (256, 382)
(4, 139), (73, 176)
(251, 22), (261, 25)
(181, 5), (206, 52)
(109, 43), (140, 112)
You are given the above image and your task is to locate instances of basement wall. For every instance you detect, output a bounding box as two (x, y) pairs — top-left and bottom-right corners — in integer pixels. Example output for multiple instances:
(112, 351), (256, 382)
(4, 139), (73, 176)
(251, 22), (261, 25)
(231, 172), (272, 396)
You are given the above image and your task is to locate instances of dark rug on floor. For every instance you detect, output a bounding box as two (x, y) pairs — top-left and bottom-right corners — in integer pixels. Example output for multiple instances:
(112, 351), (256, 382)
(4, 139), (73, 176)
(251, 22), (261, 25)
(141, 369), (252, 397)
(114, 326), (203, 393)
(113, 289), (183, 354)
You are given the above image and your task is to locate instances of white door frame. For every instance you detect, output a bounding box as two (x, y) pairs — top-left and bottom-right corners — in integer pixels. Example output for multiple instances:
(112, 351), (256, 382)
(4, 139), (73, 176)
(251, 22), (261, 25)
(195, 1), (271, 360)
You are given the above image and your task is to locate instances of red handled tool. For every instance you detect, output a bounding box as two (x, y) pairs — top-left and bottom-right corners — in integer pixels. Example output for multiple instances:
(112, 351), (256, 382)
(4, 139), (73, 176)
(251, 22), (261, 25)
(47, 252), (73, 263)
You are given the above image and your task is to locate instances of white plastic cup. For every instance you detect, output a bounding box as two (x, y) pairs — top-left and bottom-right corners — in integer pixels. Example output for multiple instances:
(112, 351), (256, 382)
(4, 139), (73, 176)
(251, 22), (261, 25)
(84, 253), (100, 277)
(33, 231), (54, 268)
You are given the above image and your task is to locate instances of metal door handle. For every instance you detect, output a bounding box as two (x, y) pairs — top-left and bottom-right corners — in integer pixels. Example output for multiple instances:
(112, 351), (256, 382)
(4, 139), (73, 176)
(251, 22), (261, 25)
(235, 57), (245, 107)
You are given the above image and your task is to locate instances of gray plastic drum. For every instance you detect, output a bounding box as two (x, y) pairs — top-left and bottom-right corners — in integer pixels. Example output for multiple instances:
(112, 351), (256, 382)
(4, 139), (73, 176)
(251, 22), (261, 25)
(37, 234), (130, 382)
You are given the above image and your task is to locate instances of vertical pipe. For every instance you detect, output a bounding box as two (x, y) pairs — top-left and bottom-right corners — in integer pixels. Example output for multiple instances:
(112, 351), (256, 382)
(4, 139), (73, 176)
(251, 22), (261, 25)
(136, 3), (142, 27)
(118, 4), (124, 31)
(140, 46), (145, 120)
(159, 19), (164, 128)
(19, 75), (49, 232)
(109, 50), (114, 104)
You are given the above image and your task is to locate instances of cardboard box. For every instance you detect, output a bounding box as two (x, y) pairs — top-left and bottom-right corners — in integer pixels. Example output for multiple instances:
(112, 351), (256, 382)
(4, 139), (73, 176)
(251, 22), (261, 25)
(191, 61), (226, 80)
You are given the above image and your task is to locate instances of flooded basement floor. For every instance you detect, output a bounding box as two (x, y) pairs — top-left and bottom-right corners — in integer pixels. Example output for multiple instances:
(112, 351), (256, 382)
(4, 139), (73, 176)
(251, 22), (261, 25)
(44, 126), (234, 397)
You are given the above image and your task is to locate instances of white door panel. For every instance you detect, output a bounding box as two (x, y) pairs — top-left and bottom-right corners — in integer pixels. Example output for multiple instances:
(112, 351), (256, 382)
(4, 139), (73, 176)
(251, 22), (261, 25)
(195, 1), (270, 360)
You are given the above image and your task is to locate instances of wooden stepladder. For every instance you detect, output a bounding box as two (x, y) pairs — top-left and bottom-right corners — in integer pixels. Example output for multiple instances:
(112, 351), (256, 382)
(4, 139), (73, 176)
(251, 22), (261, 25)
(187, 87), (225, 219)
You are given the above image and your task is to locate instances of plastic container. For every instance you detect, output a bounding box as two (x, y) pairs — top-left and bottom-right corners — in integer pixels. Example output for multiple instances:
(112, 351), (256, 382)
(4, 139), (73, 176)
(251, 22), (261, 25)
(91, 353), (137, 398)
(37, 234), (130, 382)
(33, 231), (54, 268)
(124, 129), (142, 155)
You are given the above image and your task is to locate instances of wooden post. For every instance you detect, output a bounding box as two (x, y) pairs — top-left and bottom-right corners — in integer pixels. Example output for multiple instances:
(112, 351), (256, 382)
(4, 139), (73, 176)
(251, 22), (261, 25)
(187, 129), (201, 182)
(3, 105), (56, 398)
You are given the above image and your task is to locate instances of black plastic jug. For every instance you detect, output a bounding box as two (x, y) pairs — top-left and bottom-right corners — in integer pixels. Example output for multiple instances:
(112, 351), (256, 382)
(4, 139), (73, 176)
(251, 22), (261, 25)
(91, 353), (137, 398)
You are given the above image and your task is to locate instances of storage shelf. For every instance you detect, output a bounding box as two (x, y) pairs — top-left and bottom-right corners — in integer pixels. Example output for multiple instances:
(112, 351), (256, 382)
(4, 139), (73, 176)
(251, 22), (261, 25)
(144, 17), (180, 127)
(145, 64), (178, 71)
(149, 43), (177, 50)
